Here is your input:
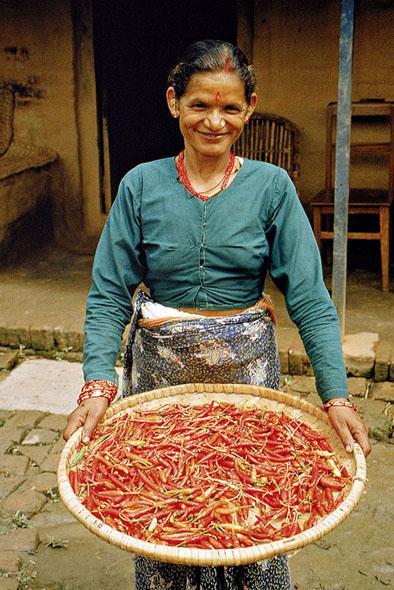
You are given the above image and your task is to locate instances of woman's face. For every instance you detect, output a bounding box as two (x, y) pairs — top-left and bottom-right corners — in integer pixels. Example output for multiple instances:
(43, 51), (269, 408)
(167, 70), (257, 158)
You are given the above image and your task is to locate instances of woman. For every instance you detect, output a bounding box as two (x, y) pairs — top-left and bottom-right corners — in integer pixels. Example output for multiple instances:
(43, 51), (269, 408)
(64, 40), (370, 590)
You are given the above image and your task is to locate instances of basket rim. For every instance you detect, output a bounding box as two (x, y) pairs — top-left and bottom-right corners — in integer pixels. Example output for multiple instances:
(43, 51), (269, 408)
(58, 383), (367, 566)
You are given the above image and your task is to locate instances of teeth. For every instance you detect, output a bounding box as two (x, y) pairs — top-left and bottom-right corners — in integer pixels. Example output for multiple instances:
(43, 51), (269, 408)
(198, 132), (223, 138)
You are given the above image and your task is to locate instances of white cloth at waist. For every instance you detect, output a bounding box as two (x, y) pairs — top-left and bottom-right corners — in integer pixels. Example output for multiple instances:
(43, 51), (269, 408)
(140, 301), (205, 320)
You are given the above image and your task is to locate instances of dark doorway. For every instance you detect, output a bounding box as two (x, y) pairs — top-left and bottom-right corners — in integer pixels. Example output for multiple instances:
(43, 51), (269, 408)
(92, 0), (238, 206)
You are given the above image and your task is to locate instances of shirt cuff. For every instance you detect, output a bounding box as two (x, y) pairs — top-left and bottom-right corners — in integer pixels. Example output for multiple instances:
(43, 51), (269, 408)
(319, 388), (349, 404)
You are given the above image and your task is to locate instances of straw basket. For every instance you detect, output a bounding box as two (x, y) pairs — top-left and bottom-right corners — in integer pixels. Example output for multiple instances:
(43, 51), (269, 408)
(58, 383), (366, 566)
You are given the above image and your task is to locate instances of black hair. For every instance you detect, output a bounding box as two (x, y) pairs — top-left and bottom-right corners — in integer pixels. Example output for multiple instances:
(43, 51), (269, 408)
(167, 40), (256, 103)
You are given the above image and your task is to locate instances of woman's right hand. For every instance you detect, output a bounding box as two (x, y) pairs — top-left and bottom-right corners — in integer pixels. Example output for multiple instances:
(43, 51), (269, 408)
(63, 397), (109, 444)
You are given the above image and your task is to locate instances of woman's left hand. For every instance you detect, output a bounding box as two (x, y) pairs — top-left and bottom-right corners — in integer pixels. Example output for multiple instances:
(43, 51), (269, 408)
(327, 402), (371, 457)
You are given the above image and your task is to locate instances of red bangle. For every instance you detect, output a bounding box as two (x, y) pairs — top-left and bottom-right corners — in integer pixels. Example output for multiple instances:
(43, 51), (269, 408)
(77, 380), (118, 406)
(322, 399), (357, 412)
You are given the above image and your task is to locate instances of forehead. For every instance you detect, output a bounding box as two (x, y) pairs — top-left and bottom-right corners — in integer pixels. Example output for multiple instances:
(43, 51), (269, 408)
(183, 71), (246, 102)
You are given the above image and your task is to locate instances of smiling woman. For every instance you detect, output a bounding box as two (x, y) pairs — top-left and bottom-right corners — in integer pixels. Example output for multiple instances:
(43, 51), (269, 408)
(165, 41), (257, 197)
(168, 71), (253, 155)
(64, 39), (371, 590)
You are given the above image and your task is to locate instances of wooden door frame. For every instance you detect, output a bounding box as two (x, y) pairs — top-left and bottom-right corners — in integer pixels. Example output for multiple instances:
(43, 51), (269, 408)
(237, 0), (254, 62)
(71, 0), (106, 239)
(70, 0), (252, 239)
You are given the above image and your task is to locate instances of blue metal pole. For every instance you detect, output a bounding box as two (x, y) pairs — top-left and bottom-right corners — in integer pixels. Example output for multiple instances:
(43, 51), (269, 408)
(332, 0), (355, 336)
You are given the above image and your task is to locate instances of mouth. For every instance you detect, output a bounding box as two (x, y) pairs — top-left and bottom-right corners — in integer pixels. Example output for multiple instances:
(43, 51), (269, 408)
(197, 131), (227, 140)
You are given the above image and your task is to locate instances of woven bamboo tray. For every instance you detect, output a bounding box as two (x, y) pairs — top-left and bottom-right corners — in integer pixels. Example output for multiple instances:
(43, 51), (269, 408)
(58, 383), (366, 566)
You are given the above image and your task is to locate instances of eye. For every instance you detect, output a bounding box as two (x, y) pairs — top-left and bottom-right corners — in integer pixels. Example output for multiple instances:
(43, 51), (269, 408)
(190, 102), (207, 111)
(225, 105), (242, 114)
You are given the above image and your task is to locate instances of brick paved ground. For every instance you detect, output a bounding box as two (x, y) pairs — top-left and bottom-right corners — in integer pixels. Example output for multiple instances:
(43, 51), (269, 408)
(0, 407), (133, 590)
(0, 361), (392, 589)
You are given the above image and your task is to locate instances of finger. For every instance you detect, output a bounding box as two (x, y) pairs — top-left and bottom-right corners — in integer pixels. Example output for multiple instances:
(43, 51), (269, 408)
(82, 405), (107, 444)
(66, 412), (77, 424)
(327, 409), (359, 453)
(328, 407), (371, 457)
(351, 428), (372, 457)
(63, 407), (87, 441)
(332, 421), (355, 453)
(340, 428), (355, 454)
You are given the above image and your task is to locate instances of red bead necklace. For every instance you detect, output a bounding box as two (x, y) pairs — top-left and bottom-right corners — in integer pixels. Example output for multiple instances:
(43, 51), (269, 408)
(176, 150), (235, 202)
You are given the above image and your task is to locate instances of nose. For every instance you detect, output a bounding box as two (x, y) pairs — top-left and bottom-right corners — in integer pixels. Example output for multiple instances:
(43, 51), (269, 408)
(205, 108), (224, 130)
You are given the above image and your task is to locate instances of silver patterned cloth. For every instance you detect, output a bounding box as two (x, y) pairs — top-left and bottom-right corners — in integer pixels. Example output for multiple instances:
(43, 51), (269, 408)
(122, 291), (293, 590)
(122, 291), (280, 396)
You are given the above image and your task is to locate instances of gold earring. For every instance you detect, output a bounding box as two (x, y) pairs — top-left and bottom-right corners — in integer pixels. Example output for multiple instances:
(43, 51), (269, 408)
(171, 99), (178, 117)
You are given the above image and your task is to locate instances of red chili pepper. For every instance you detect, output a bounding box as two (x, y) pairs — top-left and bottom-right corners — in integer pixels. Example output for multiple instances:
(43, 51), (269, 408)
(319, 475), (345, 490)
(68, 402), (352, 549)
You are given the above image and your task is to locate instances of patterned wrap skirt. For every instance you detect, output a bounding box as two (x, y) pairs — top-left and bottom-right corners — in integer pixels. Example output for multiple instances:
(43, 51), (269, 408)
(122, 291), (293, 590)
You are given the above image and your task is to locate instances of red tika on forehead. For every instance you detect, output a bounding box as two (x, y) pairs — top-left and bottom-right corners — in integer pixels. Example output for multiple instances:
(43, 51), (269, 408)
(223, 53), (234, 73)
(215, 92), (221, 103)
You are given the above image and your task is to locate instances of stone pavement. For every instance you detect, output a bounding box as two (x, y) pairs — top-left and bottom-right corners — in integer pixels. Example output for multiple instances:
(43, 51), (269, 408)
(0, 357), (392, 589)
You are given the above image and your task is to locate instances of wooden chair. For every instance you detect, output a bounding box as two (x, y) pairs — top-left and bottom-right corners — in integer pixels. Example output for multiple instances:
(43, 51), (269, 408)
(234, 112), (301, 194)
(311, 101), (393, 292)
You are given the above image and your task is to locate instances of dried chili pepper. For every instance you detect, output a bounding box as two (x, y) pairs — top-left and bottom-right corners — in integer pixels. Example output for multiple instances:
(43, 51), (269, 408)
(68, 402), (352, 549)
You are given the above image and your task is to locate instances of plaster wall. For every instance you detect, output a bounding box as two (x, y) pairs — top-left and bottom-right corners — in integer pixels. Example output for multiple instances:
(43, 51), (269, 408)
(0, 0), (83, 238)
(1, 0), (392, 242)
(253, 0), (394, 202)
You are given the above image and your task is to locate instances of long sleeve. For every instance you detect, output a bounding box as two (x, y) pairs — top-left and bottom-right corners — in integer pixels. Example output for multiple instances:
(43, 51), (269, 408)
(266, 169), (348, 403)
(83, 169), (145, 384)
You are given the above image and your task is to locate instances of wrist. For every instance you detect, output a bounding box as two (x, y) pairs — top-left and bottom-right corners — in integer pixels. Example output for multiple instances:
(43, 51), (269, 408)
(79, 395), (109, 407)
(322, 398), (357, 413)
(77, 380), (118, 406)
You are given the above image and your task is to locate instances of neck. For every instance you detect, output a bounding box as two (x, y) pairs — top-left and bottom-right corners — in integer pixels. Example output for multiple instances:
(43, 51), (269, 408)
(177, 149), (236, 200)
(183, 148), (232, 183)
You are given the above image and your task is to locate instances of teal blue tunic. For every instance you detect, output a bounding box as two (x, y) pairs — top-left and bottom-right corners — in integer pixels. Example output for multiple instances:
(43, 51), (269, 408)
(84, 157), (348, 403)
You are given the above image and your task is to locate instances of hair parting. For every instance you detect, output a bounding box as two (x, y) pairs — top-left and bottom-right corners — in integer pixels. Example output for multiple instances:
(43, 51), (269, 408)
(167, 40), (256, 103)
